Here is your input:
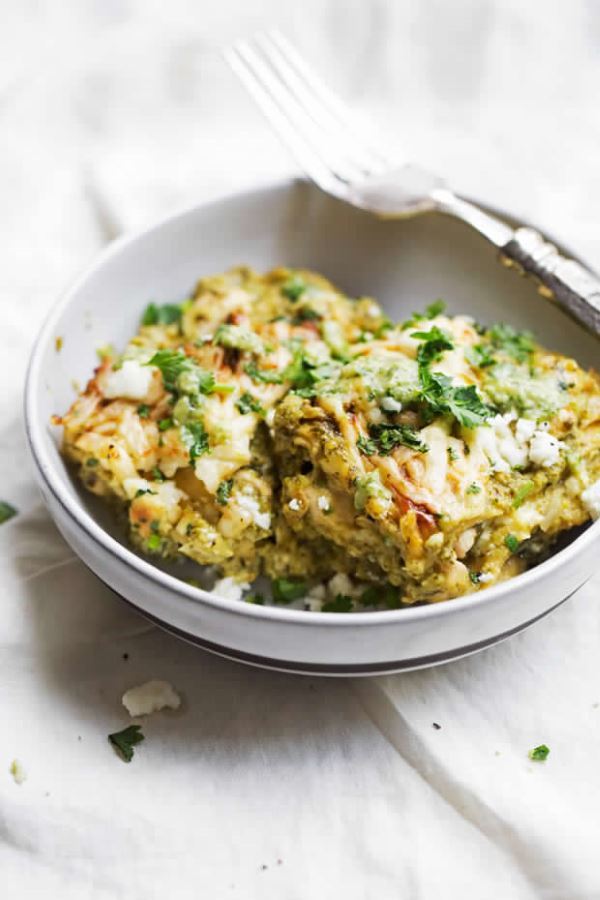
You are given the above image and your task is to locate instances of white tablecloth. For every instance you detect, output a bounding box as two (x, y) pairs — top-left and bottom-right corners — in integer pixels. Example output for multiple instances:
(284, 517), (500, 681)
(2, 3), (600, 897)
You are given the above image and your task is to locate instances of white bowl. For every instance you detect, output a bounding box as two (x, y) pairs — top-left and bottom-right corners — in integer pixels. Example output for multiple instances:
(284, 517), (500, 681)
(25, 177), (600, 675)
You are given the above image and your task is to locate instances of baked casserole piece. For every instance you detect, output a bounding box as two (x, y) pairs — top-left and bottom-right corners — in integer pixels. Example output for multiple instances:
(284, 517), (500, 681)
(58, 267), (600, 611)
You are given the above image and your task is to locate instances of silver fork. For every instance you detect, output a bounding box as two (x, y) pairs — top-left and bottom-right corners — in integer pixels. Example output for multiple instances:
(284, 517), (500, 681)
(224, 28), (600, 337)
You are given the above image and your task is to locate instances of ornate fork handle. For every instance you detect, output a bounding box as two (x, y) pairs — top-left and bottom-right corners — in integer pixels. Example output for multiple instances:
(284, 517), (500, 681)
(225, 31), (600, 340)
(500, 228), (600, 337)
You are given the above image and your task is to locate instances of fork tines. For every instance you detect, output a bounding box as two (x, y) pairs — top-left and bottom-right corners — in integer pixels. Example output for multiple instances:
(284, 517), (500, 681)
(224, 28), (394, 195)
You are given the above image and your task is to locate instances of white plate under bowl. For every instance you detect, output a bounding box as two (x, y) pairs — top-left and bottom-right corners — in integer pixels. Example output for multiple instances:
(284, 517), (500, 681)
(25, 177), (600, 675)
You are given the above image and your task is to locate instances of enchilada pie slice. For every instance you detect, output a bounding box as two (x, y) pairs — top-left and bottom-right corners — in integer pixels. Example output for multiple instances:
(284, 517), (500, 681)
(58, 267), (382, 584)
(58, 266), (600, 608)
(272, 307), (600, 604)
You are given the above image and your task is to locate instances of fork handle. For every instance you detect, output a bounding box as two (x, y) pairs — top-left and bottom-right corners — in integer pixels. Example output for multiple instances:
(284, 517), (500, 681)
(500, 227), (600, 337)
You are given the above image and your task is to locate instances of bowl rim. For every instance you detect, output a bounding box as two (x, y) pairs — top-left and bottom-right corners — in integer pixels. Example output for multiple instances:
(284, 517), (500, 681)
(24, 174), (600, 628)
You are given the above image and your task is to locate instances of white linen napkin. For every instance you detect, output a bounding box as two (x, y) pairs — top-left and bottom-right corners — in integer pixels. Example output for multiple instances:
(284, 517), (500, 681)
(1, 6), (599, 898)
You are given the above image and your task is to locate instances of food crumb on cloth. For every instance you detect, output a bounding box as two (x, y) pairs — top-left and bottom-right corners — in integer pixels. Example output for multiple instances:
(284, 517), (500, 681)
(9, 759), (26, 785)
(122, 680), (181, 717)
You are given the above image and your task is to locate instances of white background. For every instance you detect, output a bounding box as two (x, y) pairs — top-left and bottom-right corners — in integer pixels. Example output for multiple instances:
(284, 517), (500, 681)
(2, 1), (600, 897)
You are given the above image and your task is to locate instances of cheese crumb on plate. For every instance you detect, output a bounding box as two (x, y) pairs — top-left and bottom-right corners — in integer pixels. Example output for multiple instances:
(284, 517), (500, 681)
(122, 680), (181, 717)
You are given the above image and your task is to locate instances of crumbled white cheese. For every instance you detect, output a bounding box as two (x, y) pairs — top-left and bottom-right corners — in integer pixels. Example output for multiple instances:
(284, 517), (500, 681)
(473, 420), (510, 473)
(529, 431), (562, 468)
(103, 360), (155, 401)
(123, 477), (152, 500)
(426, 532), (444, 550)
(265, 408), (276, 428)
(477, 573), (494, 584)
(454, 528), (476, 557)
(475, 413), (547, 473)
(381, 396), (403, 413)
(156, 481), (186, 513)
(492, 414), (529, 470)
(327, 573), (359, 598)
(236, 494), (271, 530)
(515, 418), (536, 444)
(305, 583), (326, 611)
(210, 576), (250, 602)
(306, 596), (324, 612)
(477, 415), (562, 471)
(317, 495), (331, 512)
(288, 498), (301, 511)
(582, 479), (600, 519)
(367, 407), (384, 424)
(122, 680), (181, 717)
(9, 759), (26, 785)
(123, 478), (185, 517)
(515, 503), (543, 529)
(194, 457), (237, 493)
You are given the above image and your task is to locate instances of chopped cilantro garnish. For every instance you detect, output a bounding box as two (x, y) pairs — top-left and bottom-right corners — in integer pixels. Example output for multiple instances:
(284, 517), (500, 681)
(354, 470), (391, 511)
(322, 594), (353, 613)
(413, 326), (454, 366)
(244, 361), (284, 384)
(246, 593), (265, 605)
(134, 488), (156, 498)
(272, 577), (307, 603)
(214, 323), (263, 355)
(85, 457), (99, 467)
(0, 501), (17, 524)
(146, 349), (192, 392)
(513, 481), (535, 508)
(281, 275), (307, 301)
(359, 584), (401, 609)
(411, 325), (491, 427)
(151, 467), (165, 482)
(444, 384), (491, 428)
(425, 299), (446, 318)
(158, 417), (173, 432)
(373, 318), (393, 338)
(216, 479), (234, 505)
(108, 724), (145, 762)
(147, 533), (161, 551)
(142, 302), (183, 327)
(137, 404), (150, 418)
(147, 350), (218, 395)
(528, 744), (550, 761)
(466, 482), (482, 495)
(368, 423), (429, 454)
(419, 369), (491, 428)
(178, 366), (218, 396)
(180, 421), (210, 463)
(293, 306), (322, 324)
(447, 447), (459, 461)
(284, 347), (338, 395)
(357, 434), (378, 456)
(467, 343), (496, 368)
(402, 300), (446, 330)
(488, 323), (535, 362)
(504, 534), (520, 553)
(236, 392), (265, 416)
(469, 571), (481, 585)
